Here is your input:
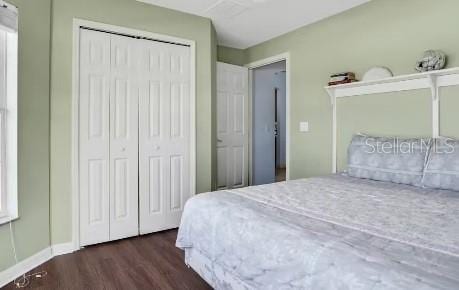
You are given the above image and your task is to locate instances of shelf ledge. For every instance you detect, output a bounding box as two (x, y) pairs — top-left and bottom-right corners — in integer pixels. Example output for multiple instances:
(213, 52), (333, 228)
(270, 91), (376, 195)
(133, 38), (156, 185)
(325, 67), (459, 103)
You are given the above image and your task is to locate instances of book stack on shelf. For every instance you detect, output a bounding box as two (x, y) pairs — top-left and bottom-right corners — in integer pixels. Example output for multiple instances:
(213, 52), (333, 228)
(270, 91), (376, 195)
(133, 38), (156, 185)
(328, 72), (358, 86)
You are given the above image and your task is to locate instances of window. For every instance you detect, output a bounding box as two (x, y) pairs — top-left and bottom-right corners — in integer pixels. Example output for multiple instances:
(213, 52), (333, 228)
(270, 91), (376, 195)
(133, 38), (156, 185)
(0, 1), (17, 224)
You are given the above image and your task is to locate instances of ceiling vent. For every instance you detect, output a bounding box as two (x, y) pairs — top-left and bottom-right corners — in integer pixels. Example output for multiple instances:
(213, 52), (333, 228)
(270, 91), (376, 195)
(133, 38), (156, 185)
(204, 0), (248, 20)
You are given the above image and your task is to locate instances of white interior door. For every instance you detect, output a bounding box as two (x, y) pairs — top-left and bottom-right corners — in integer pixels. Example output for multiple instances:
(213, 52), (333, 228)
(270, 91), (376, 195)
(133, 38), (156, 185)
(108, 34), (139, 241)
(138, 40), (192, 234)
(216, 62), (249, 190)
(79, 29), (111, 246)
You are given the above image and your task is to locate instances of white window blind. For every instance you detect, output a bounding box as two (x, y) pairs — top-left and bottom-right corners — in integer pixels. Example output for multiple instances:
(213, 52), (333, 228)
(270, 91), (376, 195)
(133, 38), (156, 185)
(0, 0), (18, 224)
(0, 29), (6, 217)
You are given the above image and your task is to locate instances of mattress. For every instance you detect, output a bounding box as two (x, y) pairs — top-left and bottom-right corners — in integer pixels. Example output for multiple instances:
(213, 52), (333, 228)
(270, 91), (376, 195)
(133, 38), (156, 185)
(176, 175), (459, 289)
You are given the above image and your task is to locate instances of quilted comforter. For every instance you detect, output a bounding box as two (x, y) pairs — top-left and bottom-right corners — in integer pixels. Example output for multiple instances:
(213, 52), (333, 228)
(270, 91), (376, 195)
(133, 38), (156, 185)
(176, 175), (459, 289)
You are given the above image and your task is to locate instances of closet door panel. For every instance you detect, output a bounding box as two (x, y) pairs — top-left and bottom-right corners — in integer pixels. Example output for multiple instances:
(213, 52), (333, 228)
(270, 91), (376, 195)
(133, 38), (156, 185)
(139, 71), (169, 233)
(148, 156), (163, 213)
(109, 34), (139, 240)
(79, 29), (111, 246)
(170, 155), (183, 210)
(139, 40), (191, 234)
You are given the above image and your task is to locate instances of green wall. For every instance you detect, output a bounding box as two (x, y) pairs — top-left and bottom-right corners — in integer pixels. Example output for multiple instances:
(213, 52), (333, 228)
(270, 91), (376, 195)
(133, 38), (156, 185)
(50, 0), (215, 244)
(217, 46), (246, 66)
(240, 0), (459, 179)
(336, 91), (432, 170)
(0, 0), (51, 271)
(440, 86), (459, 138)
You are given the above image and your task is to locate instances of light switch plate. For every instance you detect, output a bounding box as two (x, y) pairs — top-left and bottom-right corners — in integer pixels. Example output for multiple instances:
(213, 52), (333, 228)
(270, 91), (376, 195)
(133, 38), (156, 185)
(299, 122), (309, 132)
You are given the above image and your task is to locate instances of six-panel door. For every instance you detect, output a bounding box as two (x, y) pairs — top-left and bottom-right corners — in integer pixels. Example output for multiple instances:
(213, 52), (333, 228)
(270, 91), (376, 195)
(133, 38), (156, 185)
(216, 62), (249, 190)
(79, 29), (112, 246)
(138, 40), (191, 235)
(108, 34), (140, 241)
(79, 28), (192, 246)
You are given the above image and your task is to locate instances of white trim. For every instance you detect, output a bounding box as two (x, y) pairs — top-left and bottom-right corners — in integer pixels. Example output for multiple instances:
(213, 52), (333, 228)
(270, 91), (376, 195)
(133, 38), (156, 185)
(51, 242), (75, 257)
(428, 75), (440, 138)
(247, 69), (254, 185)
(246, 52), (291, 182)
(246, 53), (290, 70)
(0, 24), (18, 225)
(331, 98), (337, 174)
(6, 31), (18, 221)
(0, 247), (52, 288)
(72, 19), (197, 250)
(71, 19), (81, 252)
(0, 214), (17, 225)
(189, 39), (197, 200)
(325, 67), (459, 173)
(73, 19), (195, 47)
(325, 67), (459, 99)
(0, 242), (76, 288)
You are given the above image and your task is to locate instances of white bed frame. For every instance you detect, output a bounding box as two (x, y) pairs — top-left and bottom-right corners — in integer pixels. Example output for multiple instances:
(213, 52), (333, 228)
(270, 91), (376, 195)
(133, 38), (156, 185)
(325, 67), (459, 173)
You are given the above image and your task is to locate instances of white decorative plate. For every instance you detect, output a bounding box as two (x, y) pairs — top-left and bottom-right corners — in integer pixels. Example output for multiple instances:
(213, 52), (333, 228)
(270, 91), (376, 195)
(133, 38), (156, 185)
(362, 67), (393, 81)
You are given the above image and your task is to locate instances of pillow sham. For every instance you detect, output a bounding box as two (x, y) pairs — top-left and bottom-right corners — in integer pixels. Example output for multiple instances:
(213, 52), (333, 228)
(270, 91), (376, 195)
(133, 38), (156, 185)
(422, 137), (459, 191)
(347, 134), (431, 186)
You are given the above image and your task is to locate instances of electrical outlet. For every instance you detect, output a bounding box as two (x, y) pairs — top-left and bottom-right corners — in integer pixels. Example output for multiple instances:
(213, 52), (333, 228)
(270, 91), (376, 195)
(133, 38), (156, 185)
(299, 122), (309, 132)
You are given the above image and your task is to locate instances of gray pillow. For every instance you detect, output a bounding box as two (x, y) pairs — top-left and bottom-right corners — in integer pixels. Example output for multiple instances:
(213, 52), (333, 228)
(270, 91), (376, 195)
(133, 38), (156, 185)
(347, 134), (431, 186)
(422, 137), (459, 191)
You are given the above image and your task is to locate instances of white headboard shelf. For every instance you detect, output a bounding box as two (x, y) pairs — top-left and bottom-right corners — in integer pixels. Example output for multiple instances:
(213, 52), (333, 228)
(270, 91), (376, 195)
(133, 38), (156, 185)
(325, 67), (459, 102)
(325, 67), (459, 173)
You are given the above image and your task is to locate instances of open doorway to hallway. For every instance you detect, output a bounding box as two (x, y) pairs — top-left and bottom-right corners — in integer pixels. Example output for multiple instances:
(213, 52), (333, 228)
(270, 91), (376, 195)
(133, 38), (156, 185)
(252, 61), (286, 185)
(215, 56), (288, 190)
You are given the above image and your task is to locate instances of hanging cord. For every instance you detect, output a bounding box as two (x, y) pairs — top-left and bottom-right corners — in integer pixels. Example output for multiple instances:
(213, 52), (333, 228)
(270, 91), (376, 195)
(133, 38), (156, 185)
(9, 221), (48, 288)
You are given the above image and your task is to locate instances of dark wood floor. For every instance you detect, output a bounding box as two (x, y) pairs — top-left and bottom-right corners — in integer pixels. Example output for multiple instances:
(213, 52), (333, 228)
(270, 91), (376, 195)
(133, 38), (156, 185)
(275, 167), (286, 182)
(3, 229), (211, 290)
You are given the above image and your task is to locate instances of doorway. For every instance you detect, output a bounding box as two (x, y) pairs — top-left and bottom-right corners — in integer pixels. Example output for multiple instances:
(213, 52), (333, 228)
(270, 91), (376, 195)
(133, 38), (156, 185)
(215, 53), (290, 190)
(251, 61), (286, 185)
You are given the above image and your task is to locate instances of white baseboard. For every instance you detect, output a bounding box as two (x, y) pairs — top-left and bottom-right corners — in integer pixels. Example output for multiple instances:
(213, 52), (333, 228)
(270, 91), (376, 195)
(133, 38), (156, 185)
(0, 247), (53, 288)
(51, 242), (75, 256)
(0, 241), (78, 288)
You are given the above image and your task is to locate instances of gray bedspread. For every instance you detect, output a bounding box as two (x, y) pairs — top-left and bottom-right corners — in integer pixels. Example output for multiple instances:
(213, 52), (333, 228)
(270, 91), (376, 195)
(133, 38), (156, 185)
(176, 175), (459, 289)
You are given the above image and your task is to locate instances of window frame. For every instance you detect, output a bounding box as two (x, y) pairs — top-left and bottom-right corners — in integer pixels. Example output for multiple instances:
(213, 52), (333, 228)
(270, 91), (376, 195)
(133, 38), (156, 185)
(0, 19), (18, 225)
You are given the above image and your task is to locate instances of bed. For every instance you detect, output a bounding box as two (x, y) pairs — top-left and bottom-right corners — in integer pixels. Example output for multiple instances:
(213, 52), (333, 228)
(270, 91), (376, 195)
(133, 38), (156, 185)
(176, 174), (459, 289)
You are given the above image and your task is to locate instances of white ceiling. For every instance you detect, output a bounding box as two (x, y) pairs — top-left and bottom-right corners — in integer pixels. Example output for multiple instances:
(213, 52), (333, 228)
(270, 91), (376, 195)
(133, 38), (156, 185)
(138, 0), (371, 49)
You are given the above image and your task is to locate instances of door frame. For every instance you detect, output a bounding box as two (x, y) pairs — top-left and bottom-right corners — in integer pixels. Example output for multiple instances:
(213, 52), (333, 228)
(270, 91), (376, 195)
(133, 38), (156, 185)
(246, 52), (291, 184)
(71, 19), (196, 250)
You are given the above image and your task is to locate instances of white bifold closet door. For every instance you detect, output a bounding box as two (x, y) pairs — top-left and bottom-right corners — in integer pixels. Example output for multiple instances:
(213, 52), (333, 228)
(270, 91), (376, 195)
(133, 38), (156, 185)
(79, 29), (112, 246)
(138, 39), (191, 234)
(108, 34), (140, 241)
(79, 29), (139, 246)
(79, 28), (192, 246)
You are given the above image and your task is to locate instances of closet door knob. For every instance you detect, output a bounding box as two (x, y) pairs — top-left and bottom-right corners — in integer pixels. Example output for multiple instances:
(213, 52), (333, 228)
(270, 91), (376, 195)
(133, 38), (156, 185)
(121, 147), (126, 152)
(154, 145), (160, 150)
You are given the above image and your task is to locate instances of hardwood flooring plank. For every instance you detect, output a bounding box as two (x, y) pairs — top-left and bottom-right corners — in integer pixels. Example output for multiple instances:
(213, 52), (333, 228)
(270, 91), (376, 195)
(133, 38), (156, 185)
(2, 230), (211, 290)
